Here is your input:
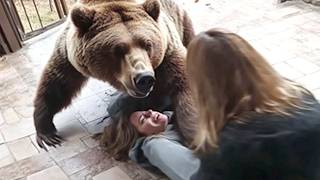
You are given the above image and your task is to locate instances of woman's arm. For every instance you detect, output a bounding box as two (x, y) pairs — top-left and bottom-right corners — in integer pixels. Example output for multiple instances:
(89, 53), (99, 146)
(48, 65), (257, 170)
(141, 137), (200, 180)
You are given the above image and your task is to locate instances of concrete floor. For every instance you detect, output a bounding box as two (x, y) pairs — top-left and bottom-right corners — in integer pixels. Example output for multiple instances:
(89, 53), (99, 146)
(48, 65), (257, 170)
(0, 0), (319, 179)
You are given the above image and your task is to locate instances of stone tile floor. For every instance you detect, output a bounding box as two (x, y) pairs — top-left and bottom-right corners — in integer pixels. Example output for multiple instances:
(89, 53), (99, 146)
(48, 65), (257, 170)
(0, 0), (320, 179)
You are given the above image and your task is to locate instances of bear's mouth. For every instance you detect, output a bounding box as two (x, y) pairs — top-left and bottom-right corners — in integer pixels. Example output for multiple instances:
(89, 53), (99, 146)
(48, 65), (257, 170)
(121, 82), (152, 98)
(119, 75), (154, 98)
(127, 88), (152, 98)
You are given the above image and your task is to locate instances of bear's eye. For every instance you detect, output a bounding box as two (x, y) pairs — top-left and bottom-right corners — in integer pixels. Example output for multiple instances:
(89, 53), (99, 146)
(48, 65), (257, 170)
(113, 43), (129, 56)
(139, 40), (153, 52)
(138, 39), (152, 51)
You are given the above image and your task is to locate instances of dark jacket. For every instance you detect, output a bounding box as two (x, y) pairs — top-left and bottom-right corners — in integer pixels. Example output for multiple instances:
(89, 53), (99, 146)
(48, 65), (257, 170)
(192, 93), (320, 180)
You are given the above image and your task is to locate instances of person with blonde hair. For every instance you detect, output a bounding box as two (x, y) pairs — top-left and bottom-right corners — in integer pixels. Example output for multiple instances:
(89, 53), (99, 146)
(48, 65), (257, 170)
(187, 29), (320, 180)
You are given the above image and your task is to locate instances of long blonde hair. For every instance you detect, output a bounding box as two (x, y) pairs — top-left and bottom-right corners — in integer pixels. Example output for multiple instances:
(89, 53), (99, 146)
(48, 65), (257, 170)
(187, 29), (307, 153)
(100, 113), (139, 160)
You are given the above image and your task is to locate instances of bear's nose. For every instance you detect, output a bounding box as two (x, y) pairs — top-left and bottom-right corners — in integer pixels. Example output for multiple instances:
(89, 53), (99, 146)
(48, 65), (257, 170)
(134, 72), (155, 94)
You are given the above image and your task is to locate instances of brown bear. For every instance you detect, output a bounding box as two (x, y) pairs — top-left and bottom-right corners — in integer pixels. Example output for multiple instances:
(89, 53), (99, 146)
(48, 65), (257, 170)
(33, 0), (197, 150)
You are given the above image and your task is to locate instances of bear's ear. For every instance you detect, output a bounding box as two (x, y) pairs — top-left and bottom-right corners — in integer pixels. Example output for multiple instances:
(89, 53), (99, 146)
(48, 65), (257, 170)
(143, 0), (160, 21)
(70, 5), (95, 34)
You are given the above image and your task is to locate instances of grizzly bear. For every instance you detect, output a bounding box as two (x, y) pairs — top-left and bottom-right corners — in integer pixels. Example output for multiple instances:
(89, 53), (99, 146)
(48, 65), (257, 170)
(33, 0), (197, 149)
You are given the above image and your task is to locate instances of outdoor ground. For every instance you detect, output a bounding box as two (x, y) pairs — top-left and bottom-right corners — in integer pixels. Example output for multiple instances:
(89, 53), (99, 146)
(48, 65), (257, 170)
(13, 0), (76, 33)
(0, 0), (320, 179)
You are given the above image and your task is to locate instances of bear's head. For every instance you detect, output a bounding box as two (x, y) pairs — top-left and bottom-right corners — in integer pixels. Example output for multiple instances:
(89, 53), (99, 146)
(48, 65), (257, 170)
(68, 0), (166, 98)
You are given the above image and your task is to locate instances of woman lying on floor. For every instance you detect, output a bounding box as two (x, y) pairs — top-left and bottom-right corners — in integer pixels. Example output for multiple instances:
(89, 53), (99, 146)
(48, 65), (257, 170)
(100, 29), (320, 180)
(100, 93), (200, 180)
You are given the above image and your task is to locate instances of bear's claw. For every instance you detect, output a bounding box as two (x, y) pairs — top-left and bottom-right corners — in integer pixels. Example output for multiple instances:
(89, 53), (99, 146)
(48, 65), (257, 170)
(36, 132), (64, 151)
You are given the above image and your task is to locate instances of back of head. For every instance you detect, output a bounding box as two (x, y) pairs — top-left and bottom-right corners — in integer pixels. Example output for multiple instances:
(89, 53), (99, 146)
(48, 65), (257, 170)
(186, 29), (306, 153)
(100, 113), (139, 160)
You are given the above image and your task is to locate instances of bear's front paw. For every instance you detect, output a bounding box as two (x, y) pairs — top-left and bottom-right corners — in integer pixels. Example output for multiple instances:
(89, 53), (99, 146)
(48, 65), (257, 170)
(36, 132), (64, 151)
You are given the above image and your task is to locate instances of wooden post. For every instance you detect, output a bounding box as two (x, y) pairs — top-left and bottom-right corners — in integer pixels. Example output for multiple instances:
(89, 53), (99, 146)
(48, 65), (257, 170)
(0, 0), (22, 54)
(0, 29), (11, 55)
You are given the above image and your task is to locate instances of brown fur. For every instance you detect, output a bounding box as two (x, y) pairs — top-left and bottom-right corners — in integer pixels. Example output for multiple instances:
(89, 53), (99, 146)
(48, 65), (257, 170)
(33, 0), (196, 148)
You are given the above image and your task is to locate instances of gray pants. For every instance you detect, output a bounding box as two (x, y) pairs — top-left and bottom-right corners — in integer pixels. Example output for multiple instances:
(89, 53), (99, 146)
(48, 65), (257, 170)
(142, 138), (200, 180)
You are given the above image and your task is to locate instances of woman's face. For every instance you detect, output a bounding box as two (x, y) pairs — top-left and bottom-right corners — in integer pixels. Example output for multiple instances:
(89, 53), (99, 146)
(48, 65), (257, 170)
(129, 110), (168, 136)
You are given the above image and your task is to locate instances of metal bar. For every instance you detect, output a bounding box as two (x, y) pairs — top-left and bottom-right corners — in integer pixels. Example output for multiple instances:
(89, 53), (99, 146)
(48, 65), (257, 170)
(59, 0), (68, 16)
(53, 0), (64, 19)
(19, 0), (33, 31)
(24, 17), (66, 40)
(1, 0), (69, 42)
(49, 0), (53, 12)
(31, 0), (43, 28)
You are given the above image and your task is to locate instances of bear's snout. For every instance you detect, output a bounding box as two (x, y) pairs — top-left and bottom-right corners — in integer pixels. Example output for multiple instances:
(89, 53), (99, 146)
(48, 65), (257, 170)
(134, 72), (155, 94)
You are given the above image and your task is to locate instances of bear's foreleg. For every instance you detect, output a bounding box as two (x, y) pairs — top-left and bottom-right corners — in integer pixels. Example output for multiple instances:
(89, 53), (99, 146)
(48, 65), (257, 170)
(161, 51), (197, 146)
(174, 90), (198, 146)
(182, 11), (195, 47)
(33, 53), (88, 150)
